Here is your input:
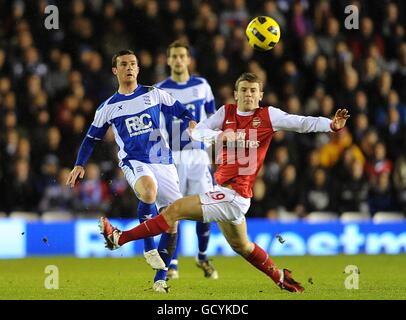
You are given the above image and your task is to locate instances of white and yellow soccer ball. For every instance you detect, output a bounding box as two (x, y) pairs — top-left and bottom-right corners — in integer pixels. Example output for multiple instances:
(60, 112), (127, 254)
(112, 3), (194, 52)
(245, 16), (281, 51)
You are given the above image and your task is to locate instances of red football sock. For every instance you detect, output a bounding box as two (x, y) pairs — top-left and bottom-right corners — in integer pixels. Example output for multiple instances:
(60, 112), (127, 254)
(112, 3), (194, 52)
(118, 214), (170, 246)
(245, 243), (281, 284)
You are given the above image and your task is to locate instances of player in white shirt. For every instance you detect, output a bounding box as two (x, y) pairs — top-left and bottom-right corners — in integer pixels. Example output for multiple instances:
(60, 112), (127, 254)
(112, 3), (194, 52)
(66, 50), (196, 292)
(155, 41), (218, 280)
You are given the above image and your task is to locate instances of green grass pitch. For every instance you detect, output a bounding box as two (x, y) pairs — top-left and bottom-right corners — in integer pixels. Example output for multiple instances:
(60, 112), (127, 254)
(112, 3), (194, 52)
(1, 255), (405, 300)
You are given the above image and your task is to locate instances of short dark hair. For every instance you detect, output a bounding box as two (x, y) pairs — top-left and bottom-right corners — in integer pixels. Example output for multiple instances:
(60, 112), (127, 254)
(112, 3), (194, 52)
(166, 40), (190, 57)
(112, 50), (136, 67)
(234, 72), (263, 91)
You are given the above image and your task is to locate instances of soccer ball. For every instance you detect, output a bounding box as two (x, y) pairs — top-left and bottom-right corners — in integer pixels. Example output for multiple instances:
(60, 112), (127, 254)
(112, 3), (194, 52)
(245, 16), (281, 51)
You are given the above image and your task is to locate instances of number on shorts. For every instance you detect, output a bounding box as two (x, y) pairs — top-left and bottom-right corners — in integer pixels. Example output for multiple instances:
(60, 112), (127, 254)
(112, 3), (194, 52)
(208, 192), (225, 201)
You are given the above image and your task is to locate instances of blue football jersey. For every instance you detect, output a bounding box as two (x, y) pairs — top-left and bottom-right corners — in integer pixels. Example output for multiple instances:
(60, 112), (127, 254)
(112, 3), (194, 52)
(85, 84), (194, 165)
(155, 76), (216, 151)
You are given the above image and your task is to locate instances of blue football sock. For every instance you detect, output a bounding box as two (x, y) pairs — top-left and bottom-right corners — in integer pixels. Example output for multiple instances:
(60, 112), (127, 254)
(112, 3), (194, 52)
(196, 222), (210, 261)
(137, 201), (158, 252)
(169, 223), (180, 270)
(154, 232), (178, 282)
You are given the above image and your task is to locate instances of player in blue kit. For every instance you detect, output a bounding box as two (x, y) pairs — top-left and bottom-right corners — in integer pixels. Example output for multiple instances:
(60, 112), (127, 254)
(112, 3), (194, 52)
(155, 41), (218, 280)
(66, 50), (196, 292)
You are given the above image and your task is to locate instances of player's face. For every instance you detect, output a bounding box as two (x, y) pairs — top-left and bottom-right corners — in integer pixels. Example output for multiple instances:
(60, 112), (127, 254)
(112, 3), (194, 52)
(167, 47), (190, 75)
(234, 81), (263, 111)
(113, 54), (139, 84)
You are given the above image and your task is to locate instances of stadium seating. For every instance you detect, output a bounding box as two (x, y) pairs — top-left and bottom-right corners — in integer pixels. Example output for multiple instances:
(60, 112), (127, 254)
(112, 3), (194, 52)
(41, 211), (74, 222)
(277, 210), (299, 222)
(372, 211), (404, 223)
(9, 211), (41, 221)
(75, 212), (101, 220)
(306, 211), (339, 222)
(340, 211), (371, 223)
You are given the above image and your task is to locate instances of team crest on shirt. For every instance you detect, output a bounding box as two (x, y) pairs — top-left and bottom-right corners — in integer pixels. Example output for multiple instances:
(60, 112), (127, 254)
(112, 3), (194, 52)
(143, 95), (151, 105)
(192, 88), (198, 97)
(252, 117), (261, 128)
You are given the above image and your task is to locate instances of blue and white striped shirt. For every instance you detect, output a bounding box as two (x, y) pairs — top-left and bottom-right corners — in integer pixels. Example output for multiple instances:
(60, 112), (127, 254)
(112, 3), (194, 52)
(75, 84), (195, 166)
(156, 76), (215, 151)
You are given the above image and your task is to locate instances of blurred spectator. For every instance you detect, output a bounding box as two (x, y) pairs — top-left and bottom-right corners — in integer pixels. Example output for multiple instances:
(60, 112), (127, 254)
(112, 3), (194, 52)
(39, 168), (75, 213)
(306, 54), (333, 95)
(318, 17), (343, 58)
(74, 163), (110, 214)
(337, 161), (369, 214)
(353, 90), (369, 122)
(268, 164), (304, 218)
(393, 43), (406, 104)
(4, 158), (39, 213)
(262, 0), (286, 31)
(219, 0), (249, 37)
(379, 107), (406, 161)
(349, 17), (384, 61)
(336, 67), (359, 108)
(44, 52), (72, 99)
(376, 90), (406, 126)
(365, 141), (393, 184)
(38, 154), (59, 195)
(247, 169), (273, 218)
(382, 2), (403, 59)
(108, 168), (138, 218)
(291, 0), (311, 39)
(368, 172), (397, 214)
(359, 129), (379, 162)
(263, 145), (290, 186)
(300, 167), (337, 214)
(393, 153), (406, 214)
(318, 128), (364, 168)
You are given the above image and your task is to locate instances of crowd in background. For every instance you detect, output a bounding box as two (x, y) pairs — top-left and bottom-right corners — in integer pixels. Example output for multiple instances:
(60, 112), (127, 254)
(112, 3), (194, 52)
(0, 0), (405, 219)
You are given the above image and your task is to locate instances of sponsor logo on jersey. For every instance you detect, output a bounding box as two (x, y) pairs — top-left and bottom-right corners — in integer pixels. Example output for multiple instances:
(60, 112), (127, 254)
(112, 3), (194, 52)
(125, 114), (153, 137)
(226, 131), (259, 148)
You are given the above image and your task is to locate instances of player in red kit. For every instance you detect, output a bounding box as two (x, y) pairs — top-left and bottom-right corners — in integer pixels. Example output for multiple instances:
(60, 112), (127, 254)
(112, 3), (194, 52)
(99, 72), (350, 293)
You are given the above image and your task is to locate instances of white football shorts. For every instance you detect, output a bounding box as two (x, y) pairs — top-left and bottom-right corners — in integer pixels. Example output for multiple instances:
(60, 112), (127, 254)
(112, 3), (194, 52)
(120, 159), (182, 210)
(199, 185), (251, 225)
(172, 149), (214, 196)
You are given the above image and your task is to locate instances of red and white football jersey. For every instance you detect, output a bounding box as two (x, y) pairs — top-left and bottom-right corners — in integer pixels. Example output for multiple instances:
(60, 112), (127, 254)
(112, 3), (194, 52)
(192, 104), (333, 198)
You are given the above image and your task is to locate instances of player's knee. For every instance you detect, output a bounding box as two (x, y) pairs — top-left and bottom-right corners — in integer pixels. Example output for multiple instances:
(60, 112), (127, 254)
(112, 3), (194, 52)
(168, 202), (182, 219)
(135, 177), (157, 203)
(229, 241), (252, 257)
(162, 203), (181, 225)
(139, 188), (157, 203)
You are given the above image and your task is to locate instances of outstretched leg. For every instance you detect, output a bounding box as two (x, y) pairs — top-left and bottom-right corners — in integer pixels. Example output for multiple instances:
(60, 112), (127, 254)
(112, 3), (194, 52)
(217, 220), (304, 293)
(99, 195), (204, 248)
